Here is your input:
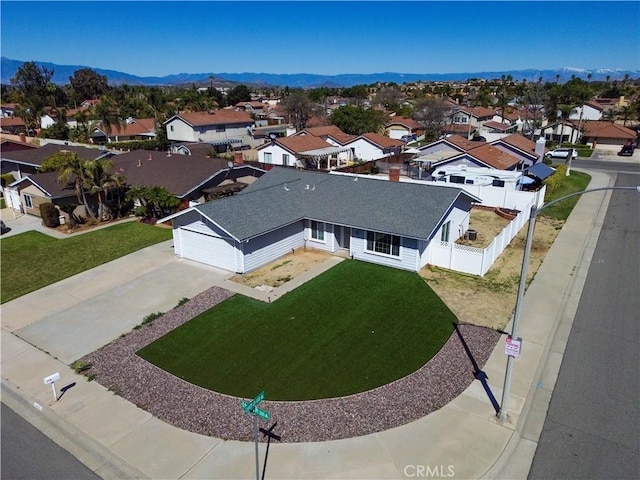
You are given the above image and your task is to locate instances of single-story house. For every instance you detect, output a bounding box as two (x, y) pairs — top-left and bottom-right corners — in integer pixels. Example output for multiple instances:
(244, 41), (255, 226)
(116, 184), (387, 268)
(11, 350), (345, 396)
(580, 121), (637, 147)
(158, 167), (481, 274)
(385, 116), (422, 140)
(5, 149), (266, 216)
(163, 110), (254, 148)
(489, 134), (541, 168)
(257, 135), (353, 170)
(292, 125), (357, 146)
(91, 118), (157, 143)
(343, 132), (405, 161)
(0, 116), (28, 135)
(540, 121), (582, 144)
(1, 143), (111, 180)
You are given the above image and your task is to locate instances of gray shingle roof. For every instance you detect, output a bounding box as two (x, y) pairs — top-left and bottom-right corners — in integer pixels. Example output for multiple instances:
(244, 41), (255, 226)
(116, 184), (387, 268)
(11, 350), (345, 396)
(194, 168), (477, 242)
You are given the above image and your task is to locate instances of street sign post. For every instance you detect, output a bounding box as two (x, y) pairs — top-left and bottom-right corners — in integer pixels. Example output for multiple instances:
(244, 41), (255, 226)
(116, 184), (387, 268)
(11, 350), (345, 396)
(241, 391), (270, 480)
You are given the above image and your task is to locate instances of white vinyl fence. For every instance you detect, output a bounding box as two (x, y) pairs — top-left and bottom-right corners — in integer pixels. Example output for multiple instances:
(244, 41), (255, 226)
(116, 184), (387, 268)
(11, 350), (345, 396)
(429, 195), (538, 276)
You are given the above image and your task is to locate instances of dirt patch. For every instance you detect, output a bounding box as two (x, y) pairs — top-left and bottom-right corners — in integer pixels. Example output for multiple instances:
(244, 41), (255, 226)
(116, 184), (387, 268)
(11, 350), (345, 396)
(230, 248), (332, 288)
(421, 210), (564, 331)
(457, 207), (512, 248)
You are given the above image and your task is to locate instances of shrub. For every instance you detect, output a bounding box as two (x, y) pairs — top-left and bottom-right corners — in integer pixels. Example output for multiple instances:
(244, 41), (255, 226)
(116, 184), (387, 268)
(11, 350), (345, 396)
(544, 164), (568, 199)
(39, 203), (60, 227)
(142, 311), (164, 326)
(1, 173), (16, 188)
(176, 297), (190, 307)
(70, 360), (91, 373)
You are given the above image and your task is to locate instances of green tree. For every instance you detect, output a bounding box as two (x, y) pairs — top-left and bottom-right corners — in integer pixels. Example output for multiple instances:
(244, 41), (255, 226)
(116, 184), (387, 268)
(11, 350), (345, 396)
(281, 89), (315, 131)
(69, 68), (109, 104)
(330, 105), (387, 135)
(10, 61), (54, 132)
(125, 185), (179, 218)
(226, 84), (252, 106)
(39, 151), (95, 218)
(83, 158), (126, 220)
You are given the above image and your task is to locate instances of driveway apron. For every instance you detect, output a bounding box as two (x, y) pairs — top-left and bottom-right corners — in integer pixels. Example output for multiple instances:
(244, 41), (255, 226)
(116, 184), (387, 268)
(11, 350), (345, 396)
(4, 241), (232, 365)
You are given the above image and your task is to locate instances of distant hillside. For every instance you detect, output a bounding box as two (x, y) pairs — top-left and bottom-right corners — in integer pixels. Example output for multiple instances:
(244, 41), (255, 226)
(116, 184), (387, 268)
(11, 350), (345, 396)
(2, 57), (638, 88)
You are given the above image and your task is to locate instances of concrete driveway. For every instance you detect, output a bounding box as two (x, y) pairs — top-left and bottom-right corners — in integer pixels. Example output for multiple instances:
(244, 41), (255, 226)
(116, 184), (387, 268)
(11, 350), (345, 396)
(2, 240), (233, 364)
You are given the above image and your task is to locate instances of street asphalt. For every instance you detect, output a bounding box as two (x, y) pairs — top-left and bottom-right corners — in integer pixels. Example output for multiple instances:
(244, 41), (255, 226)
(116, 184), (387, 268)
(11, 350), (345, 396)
(0, 156), (636, 479)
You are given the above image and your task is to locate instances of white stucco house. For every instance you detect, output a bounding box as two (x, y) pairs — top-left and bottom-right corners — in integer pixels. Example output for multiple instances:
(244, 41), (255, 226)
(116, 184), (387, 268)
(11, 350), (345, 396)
(257, 135), (353, 170)
(163, 110), (255, 148)
(344, 132), (405, 161)
(159, 167), (481, 274)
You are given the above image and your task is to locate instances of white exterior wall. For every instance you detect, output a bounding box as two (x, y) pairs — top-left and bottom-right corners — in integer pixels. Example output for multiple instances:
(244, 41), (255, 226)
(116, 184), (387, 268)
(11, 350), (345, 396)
(258, 144), (302, 167)
(242, 221), (305, 273)
(570, 105), (602, 121)
(166, 119), (198, 142)
(386, 125), (409, 140)
(350, 228), (420, 271)
(348, 139), (384, 161)
(166, 119), (253, 143)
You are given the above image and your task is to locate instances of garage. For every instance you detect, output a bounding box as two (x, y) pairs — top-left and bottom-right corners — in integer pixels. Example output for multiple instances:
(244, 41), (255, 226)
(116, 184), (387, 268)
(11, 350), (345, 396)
(177, 222), (238, 272)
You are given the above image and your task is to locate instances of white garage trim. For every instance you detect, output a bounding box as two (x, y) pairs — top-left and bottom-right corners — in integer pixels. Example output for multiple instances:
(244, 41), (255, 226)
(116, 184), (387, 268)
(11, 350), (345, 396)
(178, 226), (237, 272)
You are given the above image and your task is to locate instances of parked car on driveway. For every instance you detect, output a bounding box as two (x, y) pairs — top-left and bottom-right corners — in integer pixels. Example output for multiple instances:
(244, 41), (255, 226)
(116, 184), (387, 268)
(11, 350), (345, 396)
(618, 141), (636, 156)
(545, 148), (578, 159)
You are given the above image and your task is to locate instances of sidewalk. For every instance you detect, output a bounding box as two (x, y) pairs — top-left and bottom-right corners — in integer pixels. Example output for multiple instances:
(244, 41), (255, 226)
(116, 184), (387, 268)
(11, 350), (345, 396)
(1, 169), (615, 479)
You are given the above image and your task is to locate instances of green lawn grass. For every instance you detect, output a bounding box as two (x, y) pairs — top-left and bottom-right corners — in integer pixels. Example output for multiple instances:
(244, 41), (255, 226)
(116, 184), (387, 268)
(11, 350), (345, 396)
(138, 260), (457, 401)
(1, 222), (172, 303)
(542, 170), (592, 220)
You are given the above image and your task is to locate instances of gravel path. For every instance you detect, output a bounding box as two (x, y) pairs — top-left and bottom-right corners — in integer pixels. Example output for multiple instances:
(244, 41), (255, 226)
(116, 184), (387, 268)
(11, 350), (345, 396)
(81, 286), (501, 443)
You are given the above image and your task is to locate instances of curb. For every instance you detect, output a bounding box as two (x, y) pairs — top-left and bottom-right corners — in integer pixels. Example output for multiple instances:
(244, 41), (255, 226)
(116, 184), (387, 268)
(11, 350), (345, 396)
(480, 169), (617, 479)
(1, 379), (148, 479)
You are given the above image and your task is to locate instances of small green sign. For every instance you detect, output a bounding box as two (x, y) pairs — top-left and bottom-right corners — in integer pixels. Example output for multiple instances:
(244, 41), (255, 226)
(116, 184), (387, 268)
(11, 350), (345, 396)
(242, 391), (265, 413)
(252, 406), (270, 421)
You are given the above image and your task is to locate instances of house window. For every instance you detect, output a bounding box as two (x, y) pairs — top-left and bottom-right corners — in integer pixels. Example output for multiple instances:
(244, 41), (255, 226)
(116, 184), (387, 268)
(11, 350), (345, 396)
(282, 153), (289, 166)
(311, 220), (325, 241)
(449, 175), (465, 184)
(441, 221), (451, 242)
(216, 125), (225, 133)
(170, 125), (174, 132)
(492, 179), (505, 187)
(366, 231), (400, 256)
(24, 194), (33, 209)
(264, 152), (272, 163)
(454, 115), (468, 124)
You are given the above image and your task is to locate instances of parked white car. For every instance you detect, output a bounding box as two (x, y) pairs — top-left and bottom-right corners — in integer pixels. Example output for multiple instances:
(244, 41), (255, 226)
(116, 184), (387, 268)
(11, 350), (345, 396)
(545, 148), (578, 159)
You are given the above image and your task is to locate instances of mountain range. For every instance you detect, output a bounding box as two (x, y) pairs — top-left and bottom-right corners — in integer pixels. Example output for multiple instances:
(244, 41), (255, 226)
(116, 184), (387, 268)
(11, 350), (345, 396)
(2, 57), (638, 88)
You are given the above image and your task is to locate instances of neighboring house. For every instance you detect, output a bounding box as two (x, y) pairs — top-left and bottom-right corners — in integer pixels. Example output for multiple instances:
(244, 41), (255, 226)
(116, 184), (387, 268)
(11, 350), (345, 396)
(80, 99), (101, 109)
(6, 149), (266, 216)
(1, 143), (110, 180)
(257, 135), (353, 170)
(580, 121), (637, 147)
(292, 125), (356, 146)
(344, 132), (405, 161)
(450, 106), (495, 129)
(159, 167), (481, 274)
(415, 135), (523, 172)
(110, 150), (265, 206)
(91, 118), (157, 143)
(7, 171), (80, 217)
(489, 134), (541, 168)
(0, 116), (27, 135)
(235, 101), (268, 117)
(385, 116), (422, 140)
(163, 110), (254, 148)
(0, 138), (38, 154)
(540, 121), (582, 144)
(1, 103), (19, 117)
(570, 101), (603, 121)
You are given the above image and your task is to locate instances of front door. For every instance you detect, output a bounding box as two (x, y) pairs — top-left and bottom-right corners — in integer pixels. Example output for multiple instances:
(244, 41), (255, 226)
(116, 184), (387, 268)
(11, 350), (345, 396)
(337, 226), (351, 251)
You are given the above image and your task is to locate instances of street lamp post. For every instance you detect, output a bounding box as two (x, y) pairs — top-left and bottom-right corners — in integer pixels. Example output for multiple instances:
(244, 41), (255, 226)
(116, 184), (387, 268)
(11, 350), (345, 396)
(498, 185), (640, 422)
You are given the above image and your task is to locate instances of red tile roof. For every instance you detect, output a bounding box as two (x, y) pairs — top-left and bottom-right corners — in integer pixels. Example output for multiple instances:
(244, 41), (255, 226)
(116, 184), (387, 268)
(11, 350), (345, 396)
(583, 121), (636, 139)
(494, 134), (538, 154)
(385, 116), (420, 129)
(356, 132), (405, 149)
(267, 135), (332, 154)
(466, 144), (520, 170)
(444, 135), (478, 151)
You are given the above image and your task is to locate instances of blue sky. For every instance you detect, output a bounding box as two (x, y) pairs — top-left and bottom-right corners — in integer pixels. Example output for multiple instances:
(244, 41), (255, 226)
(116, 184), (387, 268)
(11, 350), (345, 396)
(1, 1), (639, 77)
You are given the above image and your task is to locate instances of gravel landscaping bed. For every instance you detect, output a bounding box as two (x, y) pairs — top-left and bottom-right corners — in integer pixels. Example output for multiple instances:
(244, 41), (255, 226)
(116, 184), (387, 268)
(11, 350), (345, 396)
(80, 286), (501, 443)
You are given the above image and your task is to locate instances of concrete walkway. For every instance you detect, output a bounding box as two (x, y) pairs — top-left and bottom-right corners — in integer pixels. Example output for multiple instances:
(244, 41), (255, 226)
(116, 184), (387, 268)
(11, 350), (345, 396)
(1, 169), (616, 479)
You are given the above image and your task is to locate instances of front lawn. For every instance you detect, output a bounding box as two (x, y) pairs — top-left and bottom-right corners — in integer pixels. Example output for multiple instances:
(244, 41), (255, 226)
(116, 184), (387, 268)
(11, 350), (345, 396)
(138, 260), (457, 401)
(1, 222), (173, 303)
(542, 170), (592, 220)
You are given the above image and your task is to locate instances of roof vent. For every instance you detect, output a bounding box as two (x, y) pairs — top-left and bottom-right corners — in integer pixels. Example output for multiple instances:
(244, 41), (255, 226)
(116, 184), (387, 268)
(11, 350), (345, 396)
(283, 183), (290, 191)
(148, 154), (152, 161)
(137, 159), (142, 167)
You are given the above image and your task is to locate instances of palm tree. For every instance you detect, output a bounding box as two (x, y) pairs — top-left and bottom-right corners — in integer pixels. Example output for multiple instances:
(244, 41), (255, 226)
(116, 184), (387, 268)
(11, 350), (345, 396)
(83, 158), (125, 221)
(45, 151), (96, 218)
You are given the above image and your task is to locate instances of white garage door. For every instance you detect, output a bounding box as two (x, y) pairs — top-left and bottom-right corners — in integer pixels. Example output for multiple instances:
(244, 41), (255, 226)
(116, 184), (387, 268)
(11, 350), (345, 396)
(178, 227), (237, 272)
